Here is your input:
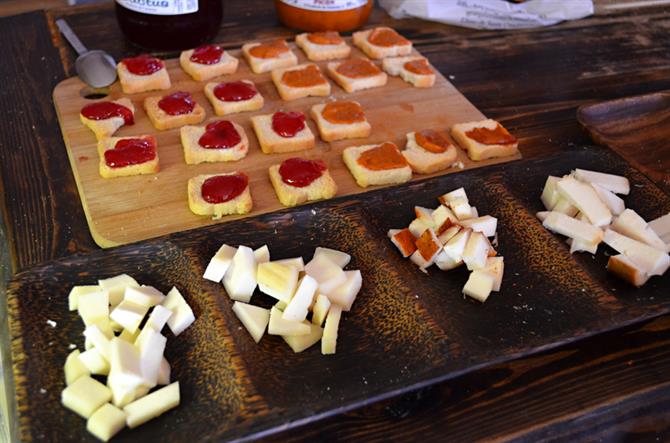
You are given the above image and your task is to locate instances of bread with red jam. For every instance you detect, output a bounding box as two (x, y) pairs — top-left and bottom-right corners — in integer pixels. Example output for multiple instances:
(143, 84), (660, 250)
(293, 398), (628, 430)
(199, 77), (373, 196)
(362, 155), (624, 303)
(79, 98), (135, 140)
(179, 44), (239, 81)
(117, 55), (171, 94)
(188, 172), (252, 219)
(204, 80), (264, 116)
(97, 135), (159, 179)
(181, 120), (249, 165)
(268, 158), (337, 207)
(144, 91), (206, 131)
(251, 111), (315, 154)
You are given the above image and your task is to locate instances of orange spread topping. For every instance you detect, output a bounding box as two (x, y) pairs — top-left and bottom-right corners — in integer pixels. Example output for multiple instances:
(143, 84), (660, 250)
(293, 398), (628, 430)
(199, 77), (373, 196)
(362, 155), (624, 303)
(404, 59), (433, 75)
(466, 123), (517, 145)
(393, 228), (417, 257)
(322, 101), (365, 125)
(249, 40), (289, 59)
(357, 142), (407, 171)
(416, 230), (439, 261)
(282, 64), (327, 88)
(436, 218), (455, 235)
(368, 27), (410, 47)
(415, 129), (451, 154)
(336, 58), (381, 78)
(307, 31), (344, 45)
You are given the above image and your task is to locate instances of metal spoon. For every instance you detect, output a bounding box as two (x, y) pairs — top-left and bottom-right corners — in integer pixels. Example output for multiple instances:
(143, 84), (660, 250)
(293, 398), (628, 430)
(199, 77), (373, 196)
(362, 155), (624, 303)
(56, 19), (117, 88)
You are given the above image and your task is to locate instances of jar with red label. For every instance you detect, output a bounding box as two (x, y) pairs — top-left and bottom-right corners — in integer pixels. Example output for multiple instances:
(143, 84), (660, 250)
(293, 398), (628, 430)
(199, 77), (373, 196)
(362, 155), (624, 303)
(115, 0), (223, 50)
(275, 0), (373, 32)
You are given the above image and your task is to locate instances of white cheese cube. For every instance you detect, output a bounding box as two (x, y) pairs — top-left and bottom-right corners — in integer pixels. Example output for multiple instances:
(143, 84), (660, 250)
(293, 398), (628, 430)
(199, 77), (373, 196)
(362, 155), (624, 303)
(470, 206), (479, 218)
(272, 257), (305, 271)
(222, 245), (257, 302)
(603, 229), (670, 276)
(311, 294), (331, 326)
(86, 403), (126, 442)
(568, 238), (598, 255)
(437, 225), (460, 246)
(443, 227), (471, 262)
(434, 249), (463, 271)
(313, 247), (351, 269)
(462, 232), (490, 271)
(557, 176), (612, 227)
(68, 285), (100, 311)
(543, 211), (603, 244)
(64, 349), (90, 385)
(607, 254), (650, 287)
(326, 270), (362, 312)
(449, 197), (474, 220)
(536, 211), (551, 222)
(78, 348), (110, 375)
(408, 218), (433, 238)
(305, 254), (347, 295)
(649, 212), (670, 243)
(431, 205), (458, 230)
(482, 256), (504, 292)
(110, 320), (124, 333)
(84, 324), (112, 360)
(283, 322), (323, 353)
(62, 376), (112, 419)
(203, 244), (237, 283)
(257, 262), (299, 302)
(462, 270), (495, 303)
(254, 245), (271, 263)
(275, 300), (288, 311)
(78, 290), (109, 326)
(109, 338), (144, 390)
(98, 274), (139, 307)
(540, 176), (561, 210)
(414, 206), (434, 223)
(118, 328), (140, 343)
(124, 285), (165, 308)
(162, 287), (196, 336)
(438, 187), (468, 204)
(157, 358), (170, 385)
(232, 302), (270, 343)
(110, 300), (149, 334)
(321, 305), (342, 355)
(591, 183), (625, 216)
(573, 168), (630, 195)
(268, 306), (310, 336)
(611, 209), (667, 252)
(135, 328), (167, 388)
(123, 382), (180, 429)
(282, 276), (318, 322)
(460, 216), (498, 238)
(552, 197), (579, 217)
(145, 305), (173, 332)
(91, 318), (114, 339)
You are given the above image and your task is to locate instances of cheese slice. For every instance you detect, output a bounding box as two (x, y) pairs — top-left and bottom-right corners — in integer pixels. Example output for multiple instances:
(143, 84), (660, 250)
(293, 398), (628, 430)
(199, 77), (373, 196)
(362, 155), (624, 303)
(603, 229), (670, 276)
(68, 285), (100, 312)
(162, 287), (195, 336)
(438, 187), (468, 205)
(282, 275), (318, 322)
(414, 206), (435, 223)
(557, 176), (612, 227)
(78, 290), (110, 327)
(326, 270), (362, 311)
(61, 375), (112, 419)
(431, 205), (458, 228)
(567, 238), (598, 255)
(272, 257), (305, 271)
(282, 322), (323, 353)
(124, 285), (165, 308)
(305, 254), (347, 295)
(408, 217), (433, 238)
(607, 254), (650, 287)
(540, 176), (561, 210)
(123, 382), (180, 429)
(253, 245), (270, 263)
(460, 216), (497, 237)
(448, 197), (474, 220)
(573, 168), (630, 195)
(649, 212), (670, 243)
(268, 306), (310, 336)
(313, 247), (351, 269)
(232, 302), (270, 343)
(64, 349), (90, 385)
(591, 183), (625, 216)
(462, 232), (490, 271)
(443, 227), (471, 262)
(311, 294), (331, 326)
(98, 274), (139, 307)
(203, 244), (237, 283)
(257, 261), (299, 302)
(86, 403), (126, 442)
(222, 245), (257, 303)
(542, 211), (603, 244)
(321, 305), (342, 355)
(552, 197), (579, 217)
(611, 209), (667, 252)
(536, 211), (550, 222)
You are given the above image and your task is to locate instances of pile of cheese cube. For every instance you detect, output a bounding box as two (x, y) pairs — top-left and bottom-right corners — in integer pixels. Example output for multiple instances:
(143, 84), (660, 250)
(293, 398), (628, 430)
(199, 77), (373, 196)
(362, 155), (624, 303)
(204, 245), (362, 354)
(62, 274), (195, 441)
(387, 187), (504, 303)
(538, 168), (670, 286)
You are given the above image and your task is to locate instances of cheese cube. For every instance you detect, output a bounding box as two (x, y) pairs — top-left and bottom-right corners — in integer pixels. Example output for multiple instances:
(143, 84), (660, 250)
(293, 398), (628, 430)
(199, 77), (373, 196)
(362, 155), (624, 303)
(254, 245), (271, 263)
(61, 375), (112, 419)
(443, 227), (471, 262)
(482, 256), (504, 291)
(607, 254), (650, 287)
(157, 358), (171, 385)
(321, 305), (342, 355)
(123, 382), (180, 429)
(305, 254), (347, 294)
(162, 287), (196, 336)
(78, 290), (110, 326)
(438, 187), (468, 205)
(283, 276), (318, 322)
(431, 205), (458, 229)
(470, 206), (479, 219)
(99, 274), (139, 306)
(135, 329), (167, 388)
(540, 176), (561, 210)
(536, 211), (550, 222)
(145, 305), (173, 332)
(434, 249), (463, 271)
(389, 228), (417, 257)
(573, 168), (630, 195)
(68, 285), (100, 311)
(118, 328), (140, 343)
(84, 324), (112, 360)
(311, 294), (331, 326)
(64, 349), (90, 385)
(410, 228), (441, 269)
(437, 225), (460, 246)
(257, 261), (299, 302)
(203, 244), (237, 282)
(462, 232), (490, 271)
(462, 270), (495, 303)
(449, 197), (474, 220)
(557, 176), (612, 227)
(86, 403), (126, 442)
(414, 206), (434, 223)
(232, 301), (270, 343)
(591, 183), (625, 216)
(649, 213), (670, 243)
(222, 245), (257, 302)
(109, 338), (144, 390)
(603, 229), (670, 276)
(313, 247), (351, 269)
(568, 238), (598, 255)
(268, 306), (310, 336)
(408, 217), (433, 238)
(283, 322), (323, 353)
(460, 216), (497, 237)
(552, 197), (579, 217)
(275, 300), (288, 311)
(543, 211), (603, 244)
(272, 257), (305, 271)
(110, 320), (124, 333)
(110, 300), (149, 334)
(78, 348), (110, 375)
(327, 270), (362, 311)
(124, 285), (165, 308)
(611, 209), (667, 252)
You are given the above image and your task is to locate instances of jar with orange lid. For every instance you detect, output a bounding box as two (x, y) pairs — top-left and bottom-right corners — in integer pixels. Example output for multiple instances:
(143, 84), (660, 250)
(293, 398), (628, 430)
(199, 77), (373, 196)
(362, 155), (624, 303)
(275, 0), (373, 32)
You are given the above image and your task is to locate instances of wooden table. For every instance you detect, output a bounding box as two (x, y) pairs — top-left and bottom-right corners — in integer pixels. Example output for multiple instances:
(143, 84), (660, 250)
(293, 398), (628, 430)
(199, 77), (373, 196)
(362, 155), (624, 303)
(1, 1), (670, 441)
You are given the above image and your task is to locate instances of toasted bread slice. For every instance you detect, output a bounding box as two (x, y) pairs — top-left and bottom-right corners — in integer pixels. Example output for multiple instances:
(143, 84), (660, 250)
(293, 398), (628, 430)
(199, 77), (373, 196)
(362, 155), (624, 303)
(179, 46), (239, 81)
(310, 101), (371, 142)
(342, 142), (412, 188)
(187, 172), (252, 219)
(98, 136), (159, 179)
(204, 80), (264, 116)
(117, 57), (171, 94)
(251, 112), (315, 154)
(295, 32), (351, 61)
(327, 58), (387, 93)
(79, 98), (135, 140)
(268, 160), (338, 207)
(242, 40), (298, 74)
(271, 63), (331, 101)
(144, 92), (206, 131)
(451, 119), (519, 161)
(402, 131), (457, 174)
(181, 121), (249, 165)
(352, 27), (412, 59)
(382, 56), (436, 88)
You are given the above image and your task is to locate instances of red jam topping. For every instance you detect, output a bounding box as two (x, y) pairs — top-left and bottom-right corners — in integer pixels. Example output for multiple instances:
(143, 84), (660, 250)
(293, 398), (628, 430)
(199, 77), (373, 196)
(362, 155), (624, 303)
(105, 137), (156, 168)
(272, 111), (305, 138)
(214, 81), (258, 102)
(465, 123), (517, 145)
(158, 91), (196, 116)
(121, 54), (163, 76)
(279, 158), (327, 188)
(190, 44), (224, 65)
(201, 173), (248, 204)
(198, 120), (241, 149)
(81, 102), (134, 125)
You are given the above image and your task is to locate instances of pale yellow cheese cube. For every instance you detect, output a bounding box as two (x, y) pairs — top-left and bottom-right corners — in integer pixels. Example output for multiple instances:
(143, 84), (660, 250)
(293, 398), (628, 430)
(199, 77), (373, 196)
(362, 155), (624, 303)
(86, 403), (126, 442)
(123, 381), (180, 428)
(68, 285), (100, 311)
(78, 290), (110, 326)
(304, 254), (347, 294)
(162, 287), (196, 336)
(232, 301), (270, 343)
(118, 328), (140, 343)
(78, 348), (110, 376)
(61, 375), (112, 419)
(313, 247), (351, 268)
(268, 306), (310, 336)
(64, 349), (90, 385)
(98, 274), (140, 306)
(283, 322), (323, 353)
(110, 300), (149, 334)
(254, 245), (271, 263)
(257, 262), (299, 302)
(326, 270), (362, 312)
(462, 270), (495, 303)
(311, 294), (331, 327)
(124, 285), (165, 308)
(157, 358), (171, 385)
(321, 305), (342, 355)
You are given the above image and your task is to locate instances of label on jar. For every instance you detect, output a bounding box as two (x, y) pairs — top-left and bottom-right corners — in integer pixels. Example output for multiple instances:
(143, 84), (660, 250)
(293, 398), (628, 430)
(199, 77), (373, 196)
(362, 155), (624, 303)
(278, 0), (367, 12)
(116, 0), (198, 15)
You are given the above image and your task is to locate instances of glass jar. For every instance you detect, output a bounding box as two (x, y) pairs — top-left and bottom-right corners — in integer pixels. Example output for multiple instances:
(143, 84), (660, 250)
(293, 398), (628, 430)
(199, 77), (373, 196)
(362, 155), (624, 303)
(115, 0), (223, 51)
(275, 0), (373, 32)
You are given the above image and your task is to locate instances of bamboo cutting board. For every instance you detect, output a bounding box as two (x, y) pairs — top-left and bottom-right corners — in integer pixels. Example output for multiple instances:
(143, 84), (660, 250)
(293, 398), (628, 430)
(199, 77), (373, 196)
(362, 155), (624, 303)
(53, 39), (520, 248)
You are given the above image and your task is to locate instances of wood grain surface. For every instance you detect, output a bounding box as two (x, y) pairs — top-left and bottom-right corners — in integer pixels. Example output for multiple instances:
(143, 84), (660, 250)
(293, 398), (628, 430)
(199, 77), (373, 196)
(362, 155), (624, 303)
(53, 41), (518, 248)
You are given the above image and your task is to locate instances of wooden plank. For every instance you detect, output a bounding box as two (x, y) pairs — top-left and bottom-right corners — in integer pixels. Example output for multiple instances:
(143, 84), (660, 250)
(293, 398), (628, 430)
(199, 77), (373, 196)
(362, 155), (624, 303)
(53, 40), (519, 248)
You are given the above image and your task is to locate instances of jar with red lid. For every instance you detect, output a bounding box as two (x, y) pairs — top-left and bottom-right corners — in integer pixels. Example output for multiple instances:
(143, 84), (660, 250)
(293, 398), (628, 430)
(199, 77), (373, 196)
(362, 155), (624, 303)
(275, 0), (373, 32)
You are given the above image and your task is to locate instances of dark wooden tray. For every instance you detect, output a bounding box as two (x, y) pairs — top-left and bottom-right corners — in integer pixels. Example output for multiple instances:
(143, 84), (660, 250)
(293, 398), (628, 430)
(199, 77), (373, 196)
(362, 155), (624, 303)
(7, 147), (670, 442)
(578, 92), (670, 194)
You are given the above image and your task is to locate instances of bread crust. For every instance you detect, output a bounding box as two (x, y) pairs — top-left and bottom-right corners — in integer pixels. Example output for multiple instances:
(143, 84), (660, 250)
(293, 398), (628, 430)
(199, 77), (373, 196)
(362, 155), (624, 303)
(271, 63), (331, 101)
(242, 42), (298, 74)
(144, 95), (206, 130)
(268, 163), (337, 207)
(326, 60), (388, 93)
(402, 132), (457, 174)
(180, 121), (249, 165)
(117, 62), (171, 94)
(251, 113), (315, 154)
(342, 143), (412, 188)
(187, 173), (252, 219)
(352, 27), (413, 59)
(203, 80), (265, 116)
(179, 49), (239, 81)
(79, 98), (135, 140)
(451, 119), (519, 161)
(310, 102), (371, 142)
(295, 33), (351, 61)
(382, 56), (436, 88)
(97, 136), (159, 178)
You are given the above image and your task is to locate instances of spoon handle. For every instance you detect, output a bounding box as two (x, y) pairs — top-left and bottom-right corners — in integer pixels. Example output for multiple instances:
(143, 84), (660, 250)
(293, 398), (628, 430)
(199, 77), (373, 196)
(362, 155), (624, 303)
(56, 19), (88, 56)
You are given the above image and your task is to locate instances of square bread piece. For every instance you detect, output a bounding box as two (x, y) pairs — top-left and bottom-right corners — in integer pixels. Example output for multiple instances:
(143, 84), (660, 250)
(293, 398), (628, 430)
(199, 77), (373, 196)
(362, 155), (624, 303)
(352, 27), (413, 59)
(188, 172), (252, 219)
(451, 119), (519, 161)
(181, 120), (249, 165)
(242, 40), (298, 74)
(98, 135), (159, 179)
(117, 55), (171, 94)
(268, 158), (338, 207)
(342, 142), (412, 188)
(251, 112), (315, 154)
(79, 98), (135, 140)
(382, 56), (436, 88)
(310, 101), (371, 142)
(179, 45), (239, 81)
(204, 80), (264, 116)
(327, 58), (388, 93)
(271, 63), (331, 101)
(144, 91), (206, 131)
(403, 130), (457, 174)
(295, 32), (351, 61)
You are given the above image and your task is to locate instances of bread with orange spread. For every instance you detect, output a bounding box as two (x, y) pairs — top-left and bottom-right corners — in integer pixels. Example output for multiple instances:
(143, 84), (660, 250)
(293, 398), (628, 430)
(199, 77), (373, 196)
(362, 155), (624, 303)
(251, 112), (315, 154)
(144, 93), (206, 131)
(382, 56), (436, 88)
(342, 142), (412, 188)
(268, 160), (338, 207)
(295, 32), (351, 61)
(187, 172), (252, 219)
(79, 98), (135, 140)
(451, 119), (519, 161)
(97, 135), (159, 179)
(117, 58), (171, 94)
(403, 131), (458, 174)
(327, 58), (387, 93)
(271, 63), (331, 101)
(352, 27), (412, 59)
(180, 121), (249, 165)
(179, 47), (239, 81)
(204, 80), (264, 116)
(310, 101), (371, 142)
(242, 40), (298, 74)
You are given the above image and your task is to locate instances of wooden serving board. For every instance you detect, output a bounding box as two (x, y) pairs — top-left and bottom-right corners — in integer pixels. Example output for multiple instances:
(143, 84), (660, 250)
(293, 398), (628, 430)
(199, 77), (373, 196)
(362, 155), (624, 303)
(52, 39), (520, 248)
